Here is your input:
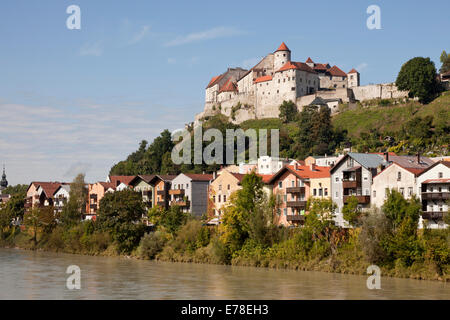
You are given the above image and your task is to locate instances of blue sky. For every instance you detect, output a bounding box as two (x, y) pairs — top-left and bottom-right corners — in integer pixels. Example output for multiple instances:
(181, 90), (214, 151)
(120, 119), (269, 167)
(1, 0), (449, 185)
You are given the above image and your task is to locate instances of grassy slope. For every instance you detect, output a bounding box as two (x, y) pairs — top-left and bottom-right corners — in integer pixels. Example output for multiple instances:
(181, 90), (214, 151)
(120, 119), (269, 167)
(332, 92), (450, 137)
(237, 92), (450, 139)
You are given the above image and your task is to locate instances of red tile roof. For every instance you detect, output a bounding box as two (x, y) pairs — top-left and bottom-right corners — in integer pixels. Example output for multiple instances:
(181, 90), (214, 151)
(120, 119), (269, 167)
(327, 65), (347, 77)
(257, 174), (274, 184)
(348, 68), (358, 74)
(219, 78), (238, 92)
(268, 165), (330, 184)
(306, 57), (314, 63)
(37, 182), (62, 198)
(276, 61), (317, 74)
(313, 63), (328, 71)
(231, 173), (246, 182)
(275, 42), (290, 52)
(99, 182), (115, 190)
(184, 173), (214, 181)
(254, 75), (273, 83)
(206, 74), (223, 89)
(422, 178), (450, 184)
(109, 176), (136, 187)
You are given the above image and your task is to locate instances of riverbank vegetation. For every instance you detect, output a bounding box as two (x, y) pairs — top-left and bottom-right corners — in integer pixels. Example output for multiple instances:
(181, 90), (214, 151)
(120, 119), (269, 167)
(1, 173), (449, 281)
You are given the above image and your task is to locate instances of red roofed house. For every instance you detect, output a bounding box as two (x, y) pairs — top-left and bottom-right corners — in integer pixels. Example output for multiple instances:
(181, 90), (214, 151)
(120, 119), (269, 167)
(26, 182), (62, 211)
(371, 154), (434, 208)
(268, 163), (331, 226)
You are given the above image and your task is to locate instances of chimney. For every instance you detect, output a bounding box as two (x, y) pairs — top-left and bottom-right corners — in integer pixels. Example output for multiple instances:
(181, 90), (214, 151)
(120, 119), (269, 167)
(310, 163), (316, 171)
(294, 162), (298, 170)
(384, 152), (389, 162)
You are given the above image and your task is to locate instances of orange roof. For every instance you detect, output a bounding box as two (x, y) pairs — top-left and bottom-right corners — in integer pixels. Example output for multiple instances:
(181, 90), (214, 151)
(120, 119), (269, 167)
(254, 75), (273, 83)
(206, 74), (223, 89)
(314, 63), (329, 70)
(277, 61), (317, 74)
(268, 165), (330, 184)
(306, 57), (314, 63)
(219, 78), (238, 92)
(275, 42), (290, 52)
(257, 174), (274, 184)
(327, 65), (347, 77)
(348, 68), (358, 74)
(422, 178), (450, 184)
(99, 182), (115, 190)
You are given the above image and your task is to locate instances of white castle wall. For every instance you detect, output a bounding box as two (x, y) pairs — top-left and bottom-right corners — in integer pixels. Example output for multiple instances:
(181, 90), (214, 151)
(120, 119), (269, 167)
(352, 83), (408, 101)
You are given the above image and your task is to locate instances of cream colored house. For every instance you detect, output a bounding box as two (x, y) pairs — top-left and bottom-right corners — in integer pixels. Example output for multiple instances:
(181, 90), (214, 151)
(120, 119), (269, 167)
(371, 155), (434, 209)
(209, 170), (245, 217)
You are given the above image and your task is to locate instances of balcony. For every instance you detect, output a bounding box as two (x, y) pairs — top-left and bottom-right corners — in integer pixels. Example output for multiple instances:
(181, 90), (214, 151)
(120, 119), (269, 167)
(171, 200), (190, 207)
(169, 189), (185, 195)
(421, 192), (450, 201)
(286, 187), (305, 194)
(90, 194), (98, 199)
(342, 180), (358, 189)
(421, 211), (444, 220)
(343, 195), (370, 204)
(157, 190), (165, 196)
(287, 215), (305, 222)
(286, 201), (307, 208)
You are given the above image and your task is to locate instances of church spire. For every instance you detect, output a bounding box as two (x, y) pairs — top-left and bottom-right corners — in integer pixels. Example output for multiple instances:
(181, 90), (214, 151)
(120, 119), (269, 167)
(0, 164), (8, 190)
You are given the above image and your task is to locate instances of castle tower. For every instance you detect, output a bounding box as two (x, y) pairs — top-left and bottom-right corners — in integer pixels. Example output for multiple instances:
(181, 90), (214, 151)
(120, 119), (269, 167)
(274, 42), (291, 71)
(347, 68), (360, 88)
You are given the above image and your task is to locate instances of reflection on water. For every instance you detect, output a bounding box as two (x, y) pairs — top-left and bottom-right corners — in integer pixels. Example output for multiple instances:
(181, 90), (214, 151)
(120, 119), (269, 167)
(0, 248), (448, 300)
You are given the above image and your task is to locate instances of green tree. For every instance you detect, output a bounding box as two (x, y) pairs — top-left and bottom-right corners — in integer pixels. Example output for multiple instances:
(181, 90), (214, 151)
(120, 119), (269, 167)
(61, 173), (88, 226)
(279, 100), (298, 123)
(439, 50), (450, 74)
(97, 189), (146, 253)
(395, 57), (438, 104)
(342, 195), (362, 226)
(2, 184), (27, 197)
(23, 206), (56, 245)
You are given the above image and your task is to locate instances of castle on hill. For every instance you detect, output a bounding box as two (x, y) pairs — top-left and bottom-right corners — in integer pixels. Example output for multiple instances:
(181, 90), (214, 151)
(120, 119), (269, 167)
(195, 42), (407, 124)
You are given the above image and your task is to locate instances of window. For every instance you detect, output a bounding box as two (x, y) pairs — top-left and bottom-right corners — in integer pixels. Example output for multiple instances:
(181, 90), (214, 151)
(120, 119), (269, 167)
(373, 190), (376, 198)
(438, 172), (443, 178)
(335, 192), (339, 198)
(218, 195), (221, 202)
(223, 195), (227, 202)
(213, 196), (215, 203)
(335, 177), (339, 182)
(283, 208), (287, 216)
(363, 174), (368, 181)
(319, 188), (323, 196)
(291, 87), (295, 91)
(284, 194), (287, 202)
(291, 180), (295, 187)
(227, 184), (230, 190)
(397, 172), (401, 181)
(408, 187), (413, 196)
(365, 189), (369, 196)
(277, 209), (281, 216)
(324, 188), (328, 196)
(277, 90), (279, 94)
(278, 181), (283, 188)
(313, 189), (317, 196)
(399, 188), (404, 196)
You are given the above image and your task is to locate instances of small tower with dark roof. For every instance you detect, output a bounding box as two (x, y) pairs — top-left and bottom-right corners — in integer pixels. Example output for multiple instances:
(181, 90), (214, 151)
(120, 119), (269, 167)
(0, 165), (8, 193)
(347, 68), (360, 88)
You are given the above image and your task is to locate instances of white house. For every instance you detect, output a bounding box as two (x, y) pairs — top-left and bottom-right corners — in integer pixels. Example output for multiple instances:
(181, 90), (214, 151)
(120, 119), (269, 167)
(416, 161), (450, 229)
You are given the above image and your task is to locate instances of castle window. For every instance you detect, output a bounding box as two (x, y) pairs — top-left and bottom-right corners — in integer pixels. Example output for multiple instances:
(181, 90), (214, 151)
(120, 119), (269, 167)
(278, 79), (280, 83)
(292, 76), (295, 80)
(277, 90), (279, 94)
(283, 53), (286, 57)
(283, 79), (285, 83)
(291, 87), (295, 91)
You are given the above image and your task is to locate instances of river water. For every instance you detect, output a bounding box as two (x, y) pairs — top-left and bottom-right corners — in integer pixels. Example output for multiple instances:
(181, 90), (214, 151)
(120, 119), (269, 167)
(0, 248), (448, 299)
